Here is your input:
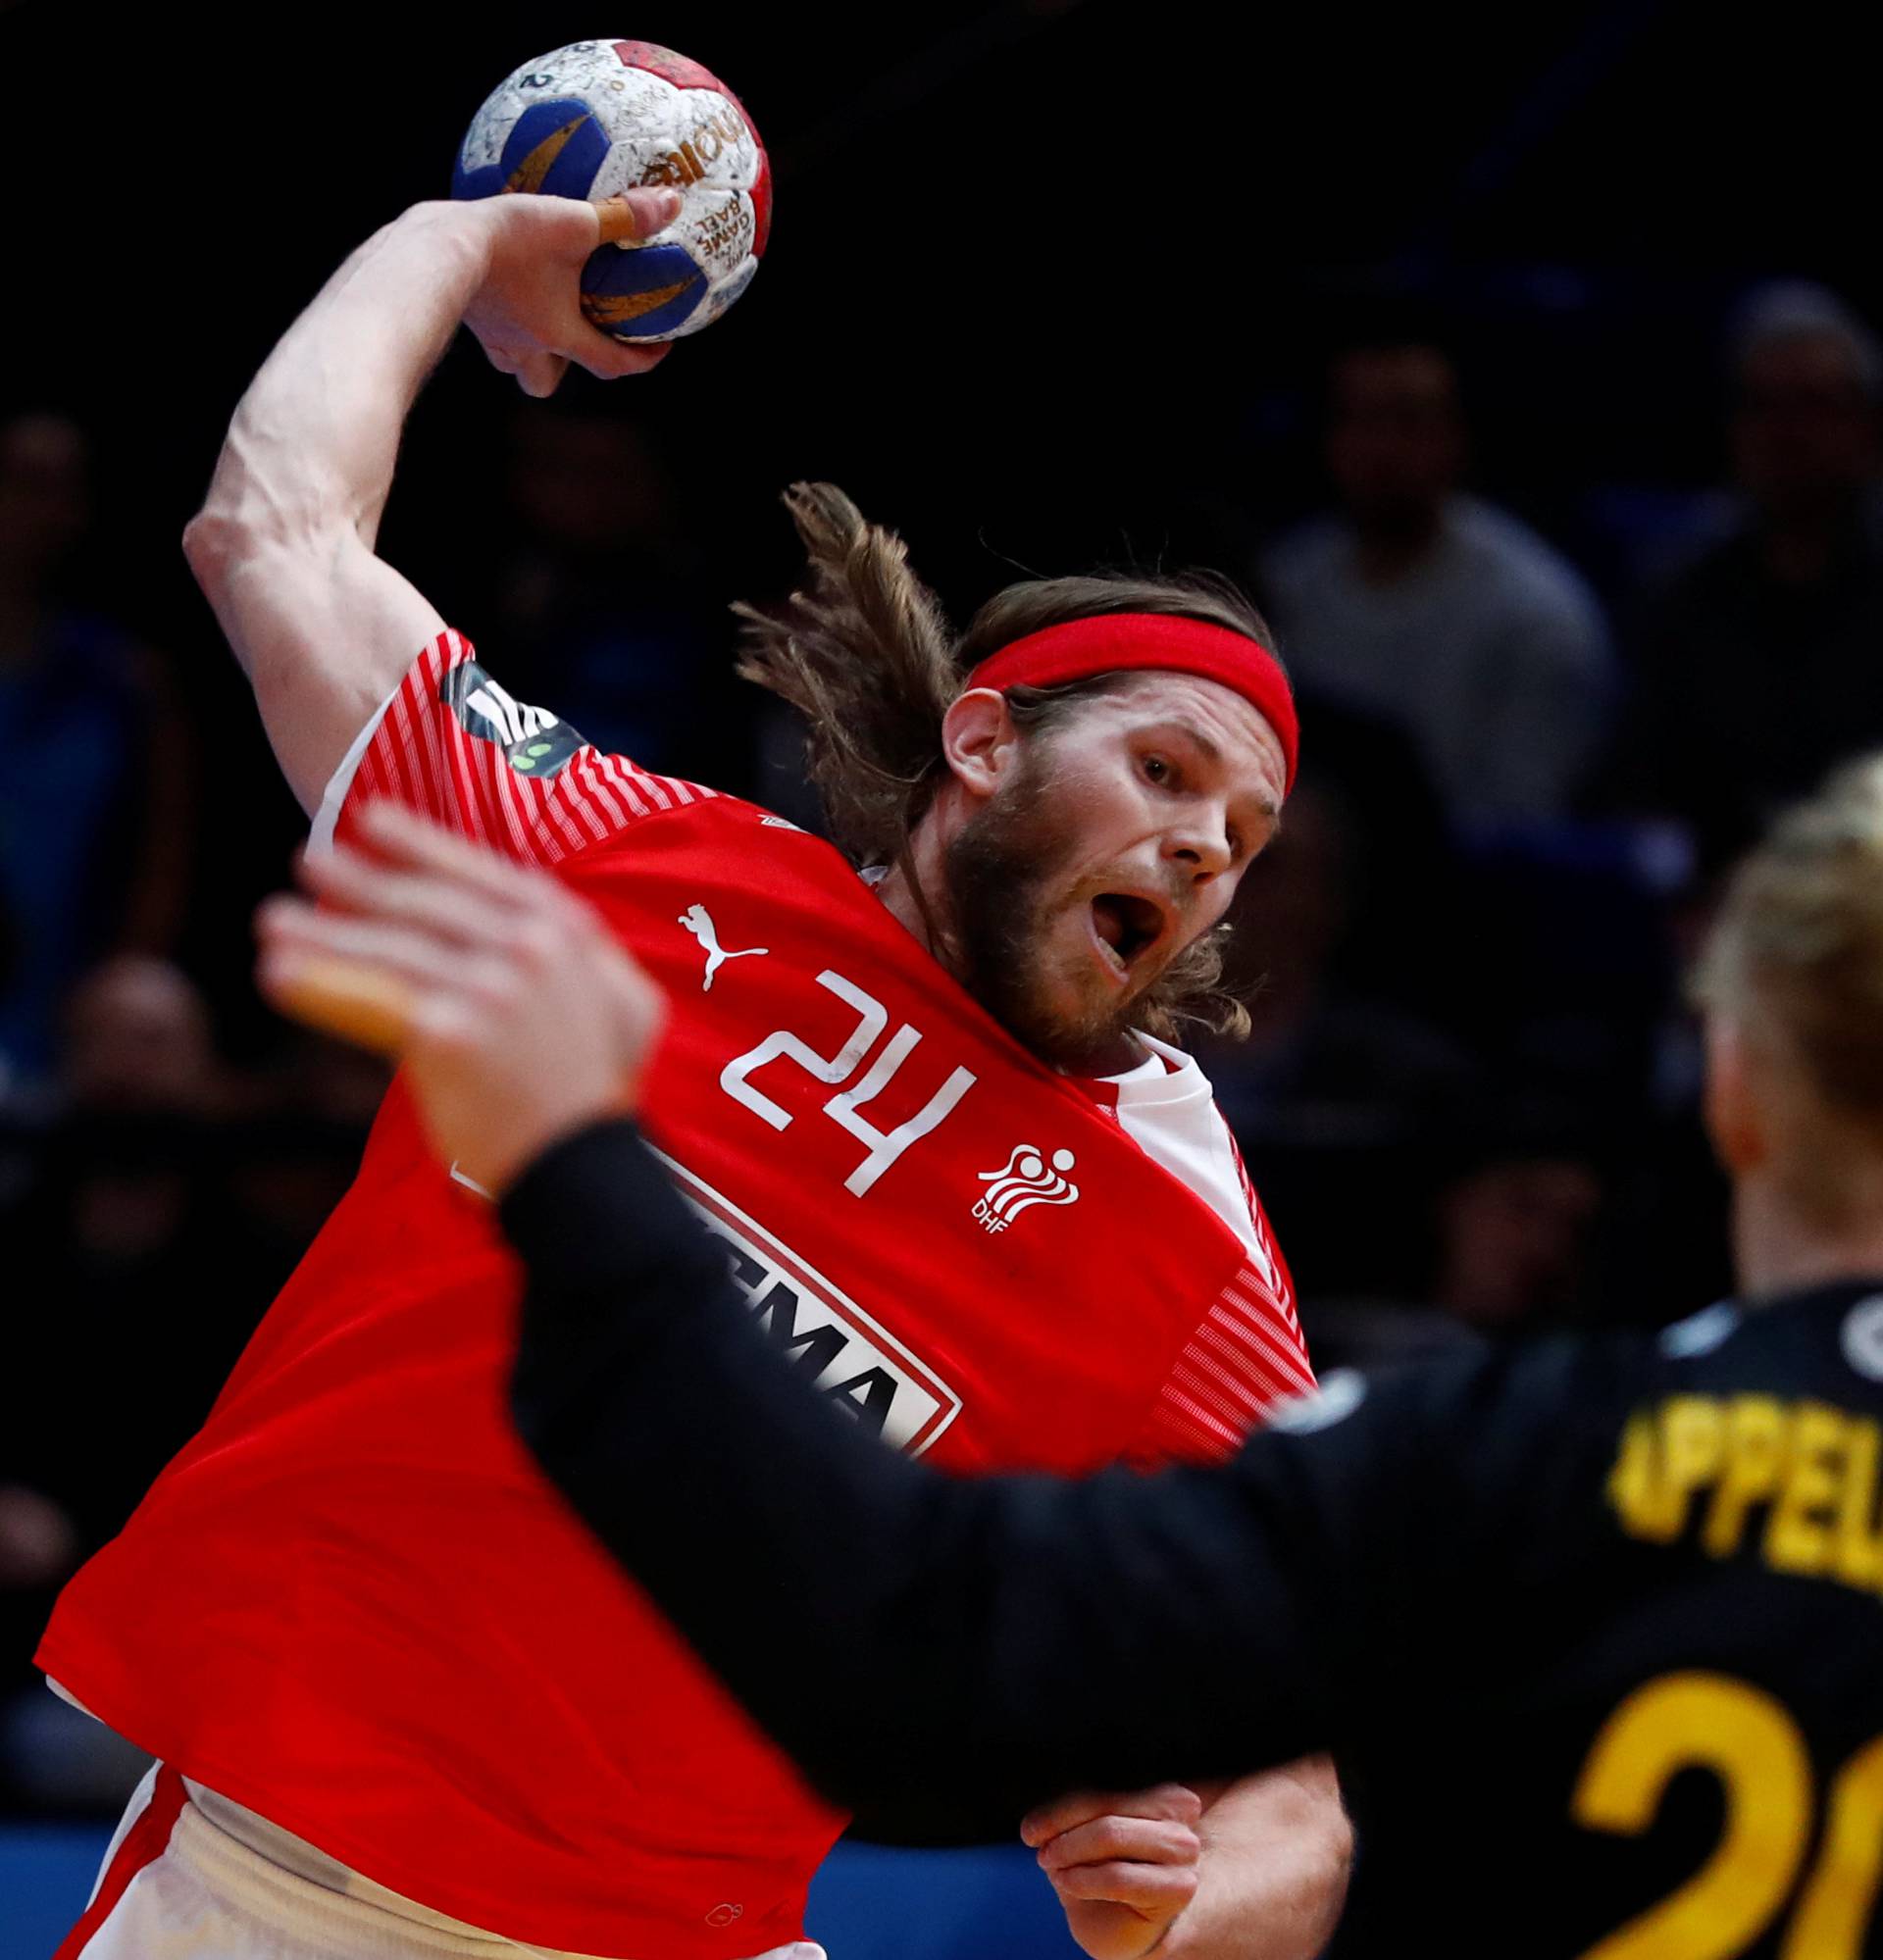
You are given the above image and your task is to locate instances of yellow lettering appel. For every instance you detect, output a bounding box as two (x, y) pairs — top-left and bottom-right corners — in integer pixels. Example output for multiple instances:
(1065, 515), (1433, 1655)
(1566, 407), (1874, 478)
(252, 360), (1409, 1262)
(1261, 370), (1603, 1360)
(1607, 1414), (1679, 1541)
(1702, 1396), (1788, 1557)
(1766, 1403), (1846, 1576)
(1832, 1417), (1883, 1592)
(1659, 1397), (1726, 1533)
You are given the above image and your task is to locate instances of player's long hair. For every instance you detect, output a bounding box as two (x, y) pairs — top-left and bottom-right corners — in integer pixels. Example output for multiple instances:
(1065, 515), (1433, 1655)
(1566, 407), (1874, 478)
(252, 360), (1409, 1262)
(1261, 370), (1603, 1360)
(734, 482), (1280, 1041)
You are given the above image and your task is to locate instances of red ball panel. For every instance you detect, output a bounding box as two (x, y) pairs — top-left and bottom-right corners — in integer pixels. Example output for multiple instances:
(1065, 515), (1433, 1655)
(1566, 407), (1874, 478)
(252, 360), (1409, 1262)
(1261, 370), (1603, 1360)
(611, 40), (724, 91)
(749, 147), (774, 258)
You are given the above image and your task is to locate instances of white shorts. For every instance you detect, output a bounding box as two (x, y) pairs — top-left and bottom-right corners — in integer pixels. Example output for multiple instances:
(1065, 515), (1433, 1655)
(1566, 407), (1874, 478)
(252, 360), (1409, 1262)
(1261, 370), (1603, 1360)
(57, 1764), (830, 1960)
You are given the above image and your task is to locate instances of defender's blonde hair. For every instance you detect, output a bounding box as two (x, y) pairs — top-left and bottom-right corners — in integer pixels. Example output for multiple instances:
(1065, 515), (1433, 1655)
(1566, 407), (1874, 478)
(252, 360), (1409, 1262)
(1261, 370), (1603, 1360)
(734, 482), (1279, 1041)
(1694, 753), (1883, 1132)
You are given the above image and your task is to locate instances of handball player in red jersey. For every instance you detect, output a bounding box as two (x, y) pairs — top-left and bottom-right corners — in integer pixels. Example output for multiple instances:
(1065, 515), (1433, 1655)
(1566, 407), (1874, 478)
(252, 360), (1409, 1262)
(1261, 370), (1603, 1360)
(39, 188), (1349, 1960)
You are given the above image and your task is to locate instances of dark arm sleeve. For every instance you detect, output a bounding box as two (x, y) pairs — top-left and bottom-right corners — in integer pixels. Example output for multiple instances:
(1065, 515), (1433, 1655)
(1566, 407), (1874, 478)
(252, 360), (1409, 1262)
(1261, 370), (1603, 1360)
(503, 1121), (1561, 1841)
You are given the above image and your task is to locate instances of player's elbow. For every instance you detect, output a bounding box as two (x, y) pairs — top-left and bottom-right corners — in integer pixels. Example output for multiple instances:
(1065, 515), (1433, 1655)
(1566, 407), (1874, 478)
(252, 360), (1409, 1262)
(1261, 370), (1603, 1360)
(181, 502), (264, 602)
(184, 452), (352, 600)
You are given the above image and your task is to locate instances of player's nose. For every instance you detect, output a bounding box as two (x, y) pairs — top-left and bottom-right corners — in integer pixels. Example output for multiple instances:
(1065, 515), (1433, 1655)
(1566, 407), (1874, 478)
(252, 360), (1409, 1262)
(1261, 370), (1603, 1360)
(1164, 807), (1233, 880)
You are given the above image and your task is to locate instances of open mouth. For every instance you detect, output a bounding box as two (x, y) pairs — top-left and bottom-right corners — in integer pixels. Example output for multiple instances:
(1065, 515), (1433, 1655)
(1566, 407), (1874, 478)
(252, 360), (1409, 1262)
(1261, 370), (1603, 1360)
(1089, 893), (1168, 980)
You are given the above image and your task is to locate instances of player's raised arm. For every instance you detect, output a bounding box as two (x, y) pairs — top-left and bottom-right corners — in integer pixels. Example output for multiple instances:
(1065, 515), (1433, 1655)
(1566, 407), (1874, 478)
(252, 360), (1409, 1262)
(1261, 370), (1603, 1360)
(183, 189), (680, 816)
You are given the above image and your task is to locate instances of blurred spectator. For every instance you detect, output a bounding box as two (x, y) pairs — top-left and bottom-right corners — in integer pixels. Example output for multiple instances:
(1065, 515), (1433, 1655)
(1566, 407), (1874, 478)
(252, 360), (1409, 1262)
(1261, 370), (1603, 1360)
(0, 957), (224, 1808)
(483, 404), (749, 788)
(1433, 1130), (1606, 1333)
(1204, 707), (1477, 1310)
(220, 1028), (391, 1274)
(0, 956), (385, 1808)
(1615, 282), (1883, 869)
(0, 412), (193, 1102)
(3, 959), (229, 1514)
(1293, 1100), (1616, 1367)
(1259, 339), (1616, 831)
(1440, 820), (1680, 1129)
(62, 953), (220, 1119)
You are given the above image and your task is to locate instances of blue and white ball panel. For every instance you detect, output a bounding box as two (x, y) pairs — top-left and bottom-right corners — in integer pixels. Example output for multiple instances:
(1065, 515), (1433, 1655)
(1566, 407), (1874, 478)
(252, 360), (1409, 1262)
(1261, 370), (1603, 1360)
(580, 241), (707, 339)
(452, 97), (611, 200)
(501, 98), (612, 197)
(687, 256), (758, 335)
(453, 43), (763, 342)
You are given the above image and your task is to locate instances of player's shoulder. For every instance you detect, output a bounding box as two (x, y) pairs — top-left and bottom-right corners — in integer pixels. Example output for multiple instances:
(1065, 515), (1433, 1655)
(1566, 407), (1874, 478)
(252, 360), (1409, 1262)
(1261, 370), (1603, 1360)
(1294, 1321), (1654, 1503)
(1229, 1332), (1637, 1586)
(1432, 1282), (1883, 1478)
(571, 790), (829, 856)
(1645, 1280), (1883, 1407)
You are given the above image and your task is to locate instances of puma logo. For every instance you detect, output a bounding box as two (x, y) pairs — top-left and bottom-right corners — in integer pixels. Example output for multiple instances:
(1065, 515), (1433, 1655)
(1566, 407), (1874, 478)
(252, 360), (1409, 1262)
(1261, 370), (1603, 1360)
(680, 904), (768, 992)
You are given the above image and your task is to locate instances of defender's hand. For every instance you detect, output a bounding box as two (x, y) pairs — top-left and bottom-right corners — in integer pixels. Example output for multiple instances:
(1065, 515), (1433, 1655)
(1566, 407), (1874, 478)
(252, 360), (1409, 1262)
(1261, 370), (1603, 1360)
(256, 803), (667, 1192)
(456, 188), (683, 396)
(1022, 1785), (1204, 1960)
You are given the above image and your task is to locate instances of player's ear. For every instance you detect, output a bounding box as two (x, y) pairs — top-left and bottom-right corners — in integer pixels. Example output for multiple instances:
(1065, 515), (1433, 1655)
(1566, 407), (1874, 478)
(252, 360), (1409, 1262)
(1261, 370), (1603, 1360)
(941, 688), (1022, 800)
(1704, 1011), (1769, 1178)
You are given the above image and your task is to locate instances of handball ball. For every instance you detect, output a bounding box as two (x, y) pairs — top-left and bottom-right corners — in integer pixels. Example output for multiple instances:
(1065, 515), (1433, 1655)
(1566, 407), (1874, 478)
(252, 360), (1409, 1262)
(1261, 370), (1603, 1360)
(452, 39), (771, 343)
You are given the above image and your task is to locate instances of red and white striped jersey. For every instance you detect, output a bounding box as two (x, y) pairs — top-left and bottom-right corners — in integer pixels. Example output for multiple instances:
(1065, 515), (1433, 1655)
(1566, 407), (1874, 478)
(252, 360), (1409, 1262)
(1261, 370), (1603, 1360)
(43, 630), (1312, 1959)
(310, 628), (717, 862)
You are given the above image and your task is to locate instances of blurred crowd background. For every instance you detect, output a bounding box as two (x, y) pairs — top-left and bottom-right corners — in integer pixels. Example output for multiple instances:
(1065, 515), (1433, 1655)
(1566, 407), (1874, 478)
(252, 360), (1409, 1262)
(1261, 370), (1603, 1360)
(5, 0), (1881, 1849)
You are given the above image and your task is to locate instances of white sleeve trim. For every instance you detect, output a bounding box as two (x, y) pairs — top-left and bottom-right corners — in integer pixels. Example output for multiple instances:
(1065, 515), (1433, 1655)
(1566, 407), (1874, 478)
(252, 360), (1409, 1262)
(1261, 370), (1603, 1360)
(308, 683), (401, 858)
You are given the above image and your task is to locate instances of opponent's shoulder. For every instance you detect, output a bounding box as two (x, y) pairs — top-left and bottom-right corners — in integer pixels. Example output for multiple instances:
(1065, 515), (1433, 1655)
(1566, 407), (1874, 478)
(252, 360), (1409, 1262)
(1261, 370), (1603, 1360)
(1635, 1280), (1883, 1408)
(1263, 1323), (1654, 1525)
(1440, 1320), (1657, 1440)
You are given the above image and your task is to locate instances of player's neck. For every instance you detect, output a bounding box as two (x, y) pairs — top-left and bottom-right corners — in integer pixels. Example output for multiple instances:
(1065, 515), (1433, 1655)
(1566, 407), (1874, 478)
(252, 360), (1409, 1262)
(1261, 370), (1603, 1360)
(873, 821), (957, 970)
(1733, 1173), (1883, 1303)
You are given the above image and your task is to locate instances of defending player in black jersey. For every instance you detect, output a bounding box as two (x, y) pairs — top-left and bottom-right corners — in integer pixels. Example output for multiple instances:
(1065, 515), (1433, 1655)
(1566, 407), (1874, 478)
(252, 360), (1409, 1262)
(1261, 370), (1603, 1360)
(259, 759), (1883, 1958)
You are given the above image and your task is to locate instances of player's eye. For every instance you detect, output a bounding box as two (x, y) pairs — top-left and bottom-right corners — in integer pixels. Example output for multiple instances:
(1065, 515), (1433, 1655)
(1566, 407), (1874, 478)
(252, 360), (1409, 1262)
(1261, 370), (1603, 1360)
(1142, 755), (1173, 785)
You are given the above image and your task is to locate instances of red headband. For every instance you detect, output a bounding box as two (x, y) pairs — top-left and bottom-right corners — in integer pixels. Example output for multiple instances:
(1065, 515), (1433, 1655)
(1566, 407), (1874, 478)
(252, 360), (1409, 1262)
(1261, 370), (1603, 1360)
(963, 613), (1298, 791)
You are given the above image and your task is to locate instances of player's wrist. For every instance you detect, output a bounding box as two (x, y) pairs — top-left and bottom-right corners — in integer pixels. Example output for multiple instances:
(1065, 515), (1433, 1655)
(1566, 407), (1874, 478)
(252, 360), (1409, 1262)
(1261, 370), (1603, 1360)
(1135, 1909), (1186, 1960)
(379, 199), (504, 290)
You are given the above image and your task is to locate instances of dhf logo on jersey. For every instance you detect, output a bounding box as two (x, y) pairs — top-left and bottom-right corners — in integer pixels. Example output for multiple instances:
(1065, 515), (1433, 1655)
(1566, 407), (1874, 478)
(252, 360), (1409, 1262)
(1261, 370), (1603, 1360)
(973, 1144), (1080, 1233)
(440, 662), (586, 779)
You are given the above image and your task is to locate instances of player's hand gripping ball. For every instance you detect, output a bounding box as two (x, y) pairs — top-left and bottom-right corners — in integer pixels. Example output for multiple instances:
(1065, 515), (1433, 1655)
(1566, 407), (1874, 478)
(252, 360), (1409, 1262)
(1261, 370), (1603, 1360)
(453, 39), (771, 342)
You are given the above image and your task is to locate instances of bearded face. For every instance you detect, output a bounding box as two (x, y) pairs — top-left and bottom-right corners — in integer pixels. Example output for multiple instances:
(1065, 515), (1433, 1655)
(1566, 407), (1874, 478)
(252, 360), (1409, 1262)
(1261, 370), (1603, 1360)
(944, 749), (1145, 1070)
(933, 671), (1289, 1073)
(938, 749), (1207, 1069)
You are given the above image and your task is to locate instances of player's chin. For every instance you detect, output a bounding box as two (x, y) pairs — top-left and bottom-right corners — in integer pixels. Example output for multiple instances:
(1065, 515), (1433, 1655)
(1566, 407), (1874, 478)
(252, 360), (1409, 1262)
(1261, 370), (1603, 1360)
(1059, 985), (1144, 1059)
(1043, 955), (1116, 1026)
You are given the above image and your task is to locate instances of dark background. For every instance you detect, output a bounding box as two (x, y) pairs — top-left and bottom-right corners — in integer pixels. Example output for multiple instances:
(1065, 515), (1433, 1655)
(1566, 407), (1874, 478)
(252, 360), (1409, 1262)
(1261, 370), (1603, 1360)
(6, 0), (1867, 1059)
(16, 0), (1878, 636)
(7, 12), (1870, 822)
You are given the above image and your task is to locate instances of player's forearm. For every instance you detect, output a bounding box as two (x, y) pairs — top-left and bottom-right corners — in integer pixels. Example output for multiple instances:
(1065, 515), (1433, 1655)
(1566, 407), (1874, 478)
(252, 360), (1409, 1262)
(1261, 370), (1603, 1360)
(188, 202), (488, 564)
(1159, 1765), (1350, 1960)
(182, 204), (486, 811)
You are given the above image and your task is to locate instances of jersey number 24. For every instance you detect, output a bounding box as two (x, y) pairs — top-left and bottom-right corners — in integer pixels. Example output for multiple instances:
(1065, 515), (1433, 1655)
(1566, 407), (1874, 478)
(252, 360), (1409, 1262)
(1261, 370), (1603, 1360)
(721, 971), (977, 1196)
